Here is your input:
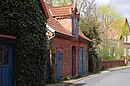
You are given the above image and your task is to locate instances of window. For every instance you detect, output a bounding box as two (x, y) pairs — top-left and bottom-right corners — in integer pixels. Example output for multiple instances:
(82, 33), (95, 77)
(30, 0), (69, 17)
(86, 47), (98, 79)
(128, 48), (130, 56)
(123, 35), (130, 42)
(127, 36), (130, 42)
(123, 36), (126, 42)
(73, 18), (78, 38)
(123, 48), (127, 56)
(0, 45), (2, 65)
(2, 46), (9, 65)
(0, 45), (9, 65)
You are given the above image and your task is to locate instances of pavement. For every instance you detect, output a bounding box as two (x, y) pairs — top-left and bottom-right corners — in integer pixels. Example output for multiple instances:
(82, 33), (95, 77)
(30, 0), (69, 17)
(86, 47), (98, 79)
(46, 66), (130, 86)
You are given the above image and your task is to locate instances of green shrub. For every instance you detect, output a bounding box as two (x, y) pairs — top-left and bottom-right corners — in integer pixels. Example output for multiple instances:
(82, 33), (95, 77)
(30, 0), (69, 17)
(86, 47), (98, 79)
(75, 74), (81, 79)
(63, 76), (70, 81)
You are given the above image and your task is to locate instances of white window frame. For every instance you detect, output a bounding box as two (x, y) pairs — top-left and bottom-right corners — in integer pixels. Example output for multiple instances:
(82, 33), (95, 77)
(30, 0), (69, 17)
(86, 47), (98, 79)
(128, 48), (130, 56)
(123, 48), (127, 56)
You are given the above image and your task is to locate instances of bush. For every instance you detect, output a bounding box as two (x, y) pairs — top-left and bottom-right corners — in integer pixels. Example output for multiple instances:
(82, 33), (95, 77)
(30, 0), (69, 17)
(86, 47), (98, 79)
(75, 74), (81, 79)
(103, 56), (116, 60)
(63, 76), (70, 81)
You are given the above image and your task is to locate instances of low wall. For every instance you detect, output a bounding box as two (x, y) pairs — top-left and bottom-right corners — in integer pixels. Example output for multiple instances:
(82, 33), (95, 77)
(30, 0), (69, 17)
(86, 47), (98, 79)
(128, 60), (130, 66)
(101, 60), (125, 69)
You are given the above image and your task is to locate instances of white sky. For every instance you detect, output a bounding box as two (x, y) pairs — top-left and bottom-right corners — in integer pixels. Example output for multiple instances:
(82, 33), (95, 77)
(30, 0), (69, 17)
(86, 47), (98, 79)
(96, 0), (130, 24)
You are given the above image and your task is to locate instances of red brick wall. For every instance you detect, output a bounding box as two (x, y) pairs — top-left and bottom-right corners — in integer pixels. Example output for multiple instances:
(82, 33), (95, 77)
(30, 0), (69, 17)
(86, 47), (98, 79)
(51, 36), (88, 79)
(101, 60), (125, 69)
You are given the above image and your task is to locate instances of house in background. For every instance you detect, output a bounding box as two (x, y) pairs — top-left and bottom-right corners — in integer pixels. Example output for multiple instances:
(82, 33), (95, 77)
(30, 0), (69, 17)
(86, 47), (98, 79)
(42, 1), (91, 80)
(119, 18), (130, 64)
(99, 18), (130, 60)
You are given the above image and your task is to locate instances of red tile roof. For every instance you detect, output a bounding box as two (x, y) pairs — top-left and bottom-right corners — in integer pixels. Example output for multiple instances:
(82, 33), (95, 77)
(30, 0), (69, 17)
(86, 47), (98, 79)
(47, 18), (72, 36)
(44, 2), (91, 41)
(79, 31), (92, 41)
(49, 5), (75, 17)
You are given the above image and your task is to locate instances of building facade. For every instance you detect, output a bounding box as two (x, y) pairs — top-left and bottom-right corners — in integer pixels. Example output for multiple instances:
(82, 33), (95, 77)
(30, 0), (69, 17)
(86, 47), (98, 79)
(44, 2), (91, 80)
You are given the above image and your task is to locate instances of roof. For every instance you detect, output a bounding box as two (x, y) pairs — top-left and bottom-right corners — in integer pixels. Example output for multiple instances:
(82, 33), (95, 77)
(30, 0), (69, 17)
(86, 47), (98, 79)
(43, 2), (91, 42)
(49, 5), (75, 17)
(40, 0), (49, 19)
(79, 31), (92, 41)
(47, 18), (72, 36)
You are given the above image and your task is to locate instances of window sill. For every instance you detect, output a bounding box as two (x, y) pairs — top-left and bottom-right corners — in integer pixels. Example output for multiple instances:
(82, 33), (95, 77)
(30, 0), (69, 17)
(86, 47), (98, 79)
(123, 42), (130, 44)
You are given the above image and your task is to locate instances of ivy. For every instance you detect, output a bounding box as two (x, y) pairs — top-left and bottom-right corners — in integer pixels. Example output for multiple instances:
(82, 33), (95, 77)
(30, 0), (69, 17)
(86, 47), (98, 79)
(0, 0), (48, 86)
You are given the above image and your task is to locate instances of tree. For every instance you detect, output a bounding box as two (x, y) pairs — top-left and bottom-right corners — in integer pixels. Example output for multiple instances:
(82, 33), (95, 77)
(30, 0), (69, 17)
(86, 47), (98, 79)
(79, 0), (102, 73)
(80, 19), (101, 73)
(97, 5), (129, 60)
(77, 0), (97, 20)
(52, 0), (74, 6)
(1, 0), (48, 85)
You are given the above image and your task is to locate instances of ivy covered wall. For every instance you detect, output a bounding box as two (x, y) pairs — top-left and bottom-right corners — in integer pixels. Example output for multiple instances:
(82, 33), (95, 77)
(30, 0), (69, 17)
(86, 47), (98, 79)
(0, 0), (48, 86)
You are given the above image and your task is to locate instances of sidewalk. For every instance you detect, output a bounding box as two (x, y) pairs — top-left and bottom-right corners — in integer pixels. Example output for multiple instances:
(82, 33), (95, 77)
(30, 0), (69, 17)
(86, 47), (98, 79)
(46, 66), (130, 86)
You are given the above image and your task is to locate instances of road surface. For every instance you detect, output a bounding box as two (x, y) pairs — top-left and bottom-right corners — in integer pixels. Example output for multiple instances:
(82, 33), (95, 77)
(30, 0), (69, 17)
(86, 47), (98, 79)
(70, 68), (130, 86)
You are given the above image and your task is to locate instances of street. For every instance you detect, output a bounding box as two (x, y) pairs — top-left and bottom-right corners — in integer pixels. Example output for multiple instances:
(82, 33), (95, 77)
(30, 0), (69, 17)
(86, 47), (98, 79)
(70, 68), (130, 86)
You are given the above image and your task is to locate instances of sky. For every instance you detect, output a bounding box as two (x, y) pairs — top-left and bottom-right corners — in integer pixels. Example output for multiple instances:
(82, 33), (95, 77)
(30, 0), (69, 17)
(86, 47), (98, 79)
(96, 0), (130, 23)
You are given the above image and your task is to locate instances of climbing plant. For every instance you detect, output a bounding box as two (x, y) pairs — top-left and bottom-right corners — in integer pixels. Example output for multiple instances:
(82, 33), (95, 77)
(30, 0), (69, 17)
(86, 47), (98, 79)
(0, 0), (48, 86)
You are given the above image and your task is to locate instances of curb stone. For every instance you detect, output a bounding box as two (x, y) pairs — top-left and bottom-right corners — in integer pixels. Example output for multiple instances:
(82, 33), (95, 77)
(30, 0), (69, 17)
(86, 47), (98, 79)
(46, 66), (130, 86)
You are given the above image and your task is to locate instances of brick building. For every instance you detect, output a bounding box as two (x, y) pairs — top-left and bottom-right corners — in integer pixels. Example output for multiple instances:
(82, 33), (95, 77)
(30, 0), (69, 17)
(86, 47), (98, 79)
(43, 2), (91, 80)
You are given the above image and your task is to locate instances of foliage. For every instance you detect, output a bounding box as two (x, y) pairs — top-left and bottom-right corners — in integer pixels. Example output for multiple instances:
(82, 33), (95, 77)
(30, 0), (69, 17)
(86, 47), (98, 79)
(52, 0), (74, 6)
(1, 0), (48, 86)
(75, 74), (81, 79)
(80, 19), (101, 73)
(97, 4), (129, 60)
(128, 56), (130, 60)
(77, 0), (97, 19)
(63, 76), (70, 81)
(46, 46), (55, 83)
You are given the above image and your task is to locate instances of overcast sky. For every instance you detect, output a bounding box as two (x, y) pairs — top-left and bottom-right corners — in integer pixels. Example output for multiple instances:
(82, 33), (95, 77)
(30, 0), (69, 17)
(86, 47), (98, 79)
(96, 0), (130, 24)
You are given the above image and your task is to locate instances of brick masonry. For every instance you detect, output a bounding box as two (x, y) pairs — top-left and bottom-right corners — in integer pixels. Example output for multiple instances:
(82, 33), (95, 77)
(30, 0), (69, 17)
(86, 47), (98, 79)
(102, 60), (125, 69)
(51, 36), (89, 79)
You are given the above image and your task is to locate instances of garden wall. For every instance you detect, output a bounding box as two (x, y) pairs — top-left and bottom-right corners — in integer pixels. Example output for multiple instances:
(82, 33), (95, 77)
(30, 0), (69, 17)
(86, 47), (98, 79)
(101, 60), (125, 69)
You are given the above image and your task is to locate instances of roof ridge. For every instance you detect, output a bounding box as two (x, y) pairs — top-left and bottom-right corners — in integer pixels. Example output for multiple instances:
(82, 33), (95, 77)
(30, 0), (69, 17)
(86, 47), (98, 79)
(53, 5), (74, 8)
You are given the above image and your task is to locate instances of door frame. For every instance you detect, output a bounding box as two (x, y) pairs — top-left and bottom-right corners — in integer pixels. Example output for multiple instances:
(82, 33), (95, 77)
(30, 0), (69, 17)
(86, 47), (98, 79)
(0, 44), (15, 86)
(79, 47), (87, 75)
(56, 51), (63, 80)
(72, 46), (76, 77)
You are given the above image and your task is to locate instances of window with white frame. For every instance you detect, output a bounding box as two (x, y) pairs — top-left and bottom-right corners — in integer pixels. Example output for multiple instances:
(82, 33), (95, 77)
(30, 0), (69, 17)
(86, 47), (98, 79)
(128, 48), (130, 56)
(123, 36), (126, 42)
(127, 36), (130, 42)
(123, 35), (130, 42)
(123, 48), (127, 56)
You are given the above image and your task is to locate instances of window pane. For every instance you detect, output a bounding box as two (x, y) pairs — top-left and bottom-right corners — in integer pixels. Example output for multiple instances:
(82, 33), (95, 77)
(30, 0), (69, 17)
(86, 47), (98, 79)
(123, 36), (126, 42)
(128, 49), (130, 56)
(0, 45), (2, 65)
(2, 46), (9, 65)
(123, 48), (126, 56)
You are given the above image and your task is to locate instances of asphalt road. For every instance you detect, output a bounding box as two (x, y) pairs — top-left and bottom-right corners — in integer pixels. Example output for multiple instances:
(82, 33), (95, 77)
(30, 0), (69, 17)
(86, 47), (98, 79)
(70, 68), (130, 86)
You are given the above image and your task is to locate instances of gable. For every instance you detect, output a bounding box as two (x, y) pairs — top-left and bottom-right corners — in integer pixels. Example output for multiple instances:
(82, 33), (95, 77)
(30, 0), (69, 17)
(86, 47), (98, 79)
(43, 1), (91, 42)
